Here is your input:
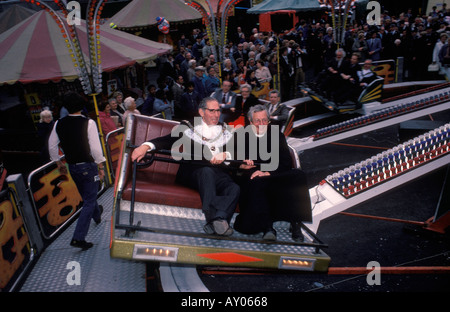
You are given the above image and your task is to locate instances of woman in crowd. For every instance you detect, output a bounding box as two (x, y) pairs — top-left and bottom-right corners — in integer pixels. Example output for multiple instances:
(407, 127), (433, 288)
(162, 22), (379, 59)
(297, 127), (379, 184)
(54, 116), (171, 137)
(98, 101), (118, 137)
(255, 59), (272, 84)
(109, 97), (123, 127)
(122, 96), (141, 124)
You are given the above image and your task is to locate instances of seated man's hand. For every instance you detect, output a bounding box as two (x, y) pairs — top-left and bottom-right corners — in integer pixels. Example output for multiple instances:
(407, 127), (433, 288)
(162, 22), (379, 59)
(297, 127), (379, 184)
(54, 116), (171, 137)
(250, 170), (270, 180)
(210, 152), (227, 165)
(131, 145), (151, 162)
(239, 159), (255, 170)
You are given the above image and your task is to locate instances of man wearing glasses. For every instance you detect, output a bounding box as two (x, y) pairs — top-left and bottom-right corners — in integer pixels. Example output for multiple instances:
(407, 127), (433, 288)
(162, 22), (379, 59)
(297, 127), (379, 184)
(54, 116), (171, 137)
(131, 97), (239, 236)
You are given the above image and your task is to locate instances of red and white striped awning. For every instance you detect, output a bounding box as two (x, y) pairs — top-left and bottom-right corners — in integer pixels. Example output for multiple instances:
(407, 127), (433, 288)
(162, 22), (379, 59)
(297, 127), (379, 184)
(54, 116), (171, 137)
(0, 10), (172, 85)
(109, 0), (202, 30)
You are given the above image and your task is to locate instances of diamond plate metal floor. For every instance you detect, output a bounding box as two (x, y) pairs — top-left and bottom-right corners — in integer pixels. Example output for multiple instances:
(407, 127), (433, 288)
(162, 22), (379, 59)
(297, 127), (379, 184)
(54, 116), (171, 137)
(20, 187), (147, 292)
(117, 200), (325, 257)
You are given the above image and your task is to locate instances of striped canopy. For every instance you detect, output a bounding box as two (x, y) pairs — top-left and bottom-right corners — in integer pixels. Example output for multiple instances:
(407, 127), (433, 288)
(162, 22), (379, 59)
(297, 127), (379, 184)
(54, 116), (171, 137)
(0, 10), (172, 85)
(109, 0), (202, 29)
(0, 4), (36, 34)
(247, 0), (322, 14)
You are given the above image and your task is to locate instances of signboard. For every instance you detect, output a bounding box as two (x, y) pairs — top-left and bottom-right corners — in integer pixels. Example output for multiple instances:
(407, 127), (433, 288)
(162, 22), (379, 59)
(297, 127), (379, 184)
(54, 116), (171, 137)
(0, 188), (32, 292)
(24, 93), (42, 126)
(28, 162), (82, 239)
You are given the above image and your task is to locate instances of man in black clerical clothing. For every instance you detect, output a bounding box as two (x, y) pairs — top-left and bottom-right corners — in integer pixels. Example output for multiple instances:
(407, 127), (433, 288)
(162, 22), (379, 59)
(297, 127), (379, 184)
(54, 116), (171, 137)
(131, 97), (239, 236)
(232, 105), (312, 241)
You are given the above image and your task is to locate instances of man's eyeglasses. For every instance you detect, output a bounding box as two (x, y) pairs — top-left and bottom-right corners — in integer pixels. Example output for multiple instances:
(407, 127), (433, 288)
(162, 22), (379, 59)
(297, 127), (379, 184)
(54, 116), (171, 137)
(252, 118), (269, 124)
(204, 108), (221, 113)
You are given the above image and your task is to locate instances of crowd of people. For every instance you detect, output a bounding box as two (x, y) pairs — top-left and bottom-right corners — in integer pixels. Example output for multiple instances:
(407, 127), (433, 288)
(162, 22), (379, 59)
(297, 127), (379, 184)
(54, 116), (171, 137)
(101, 5), (450, 126)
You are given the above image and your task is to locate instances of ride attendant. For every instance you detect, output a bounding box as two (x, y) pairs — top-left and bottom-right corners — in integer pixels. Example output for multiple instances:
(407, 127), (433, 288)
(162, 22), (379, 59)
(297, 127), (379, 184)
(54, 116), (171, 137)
(48, 92), (106, 250)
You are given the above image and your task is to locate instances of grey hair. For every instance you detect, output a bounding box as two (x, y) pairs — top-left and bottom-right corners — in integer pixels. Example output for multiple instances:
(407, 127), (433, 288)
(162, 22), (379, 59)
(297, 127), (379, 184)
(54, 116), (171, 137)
(247, 104), (269, 122)
(268, 89), (280, 97)
(198, 96), (219, 110)
(240, 83), (252, 92)
(123, 96), (135, 109)
(39, 109), (53, 122)
(336, 48), (346, 58)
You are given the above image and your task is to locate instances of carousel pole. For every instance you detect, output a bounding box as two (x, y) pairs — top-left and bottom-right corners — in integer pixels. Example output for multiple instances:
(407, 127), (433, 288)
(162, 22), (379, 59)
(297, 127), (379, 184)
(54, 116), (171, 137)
(90, 92), (112, 185)
(185, 0), (245, 84)
(319, 0), (356, 49)
(87, 0), (112, 185)
(276, 35), (280, 92)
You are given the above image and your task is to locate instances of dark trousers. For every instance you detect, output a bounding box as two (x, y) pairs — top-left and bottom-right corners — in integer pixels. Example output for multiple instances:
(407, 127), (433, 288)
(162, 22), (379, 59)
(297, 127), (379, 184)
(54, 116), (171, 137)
(68, 162), (102, 241)
(234, 169), (312, 234)
(188, 166), (240, 223)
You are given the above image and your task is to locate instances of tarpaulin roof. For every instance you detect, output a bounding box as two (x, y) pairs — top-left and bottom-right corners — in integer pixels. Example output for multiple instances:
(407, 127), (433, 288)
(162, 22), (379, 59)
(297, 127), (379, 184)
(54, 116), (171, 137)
(0, 4), (36, 34)
(109, 0), (202, 29)
(0, 10), (172, 85)
(247, 0), (322, 14)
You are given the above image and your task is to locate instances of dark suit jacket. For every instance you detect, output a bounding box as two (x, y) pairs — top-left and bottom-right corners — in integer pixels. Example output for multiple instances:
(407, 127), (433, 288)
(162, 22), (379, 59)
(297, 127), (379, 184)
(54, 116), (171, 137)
(234, 94), (259, 125)
(191, 75), (207, 99)
(179, 91), (202, 121)
(210, 88), (237, 123)
(366, 37), (382, 61)
(279, 55), (293, 79)
(326, 57), (350, 74)
(149, 122), (234, 185)
(343, 63), (362, 81)
(266, 103), (289, 128)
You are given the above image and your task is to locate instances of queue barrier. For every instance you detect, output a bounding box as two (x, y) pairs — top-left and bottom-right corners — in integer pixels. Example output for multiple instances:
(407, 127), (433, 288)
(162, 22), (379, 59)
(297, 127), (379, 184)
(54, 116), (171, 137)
(1, 177), (37, 292)
(27, 161), (83, 240)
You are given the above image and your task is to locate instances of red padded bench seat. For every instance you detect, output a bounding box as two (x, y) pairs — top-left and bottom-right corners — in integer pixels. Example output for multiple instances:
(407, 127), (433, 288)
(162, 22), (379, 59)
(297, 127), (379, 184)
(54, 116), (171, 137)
(121, 115), (202, 209)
